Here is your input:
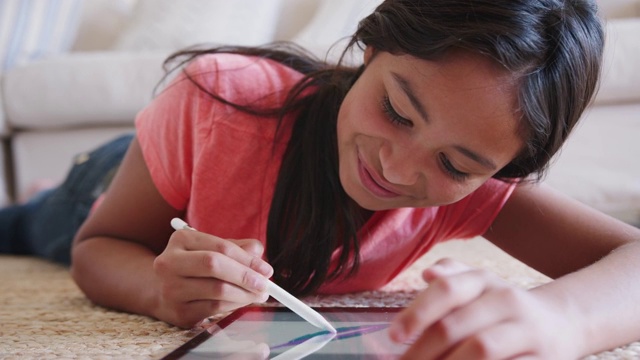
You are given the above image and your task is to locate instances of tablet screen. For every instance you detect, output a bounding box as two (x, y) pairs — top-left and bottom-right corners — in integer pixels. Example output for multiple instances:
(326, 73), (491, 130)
(162, 306), (409, 359)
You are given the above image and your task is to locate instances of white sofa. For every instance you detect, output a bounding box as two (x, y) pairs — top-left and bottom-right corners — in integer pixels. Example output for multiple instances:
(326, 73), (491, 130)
(0, 0), (639, 226)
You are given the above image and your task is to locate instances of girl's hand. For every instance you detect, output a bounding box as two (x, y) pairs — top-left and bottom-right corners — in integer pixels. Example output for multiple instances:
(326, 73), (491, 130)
(151, 228), (273, 328)
(389, 258), (583, 360)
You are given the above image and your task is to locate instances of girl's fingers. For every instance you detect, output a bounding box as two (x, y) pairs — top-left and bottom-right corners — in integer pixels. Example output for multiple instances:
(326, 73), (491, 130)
(442, 321), (534, 360)
(160, 275), (269, 305)
(390, 269), (487, 343)
(400, 286), (527, 359)
(155, 230), (274, 328)
(167, 298), (248, 329)
(392, 259), (580, 360)
(234, 238), (267, 258)
(400, 321), (531, 360)
(171, 229), (273, 277)
(154, 248), (270, 294)
(421, 258), (476, 281)
(390, 262), (508, 344)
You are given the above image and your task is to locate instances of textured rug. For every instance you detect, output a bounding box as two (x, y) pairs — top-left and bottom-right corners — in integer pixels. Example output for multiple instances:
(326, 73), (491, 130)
(1, 237), (638, 359)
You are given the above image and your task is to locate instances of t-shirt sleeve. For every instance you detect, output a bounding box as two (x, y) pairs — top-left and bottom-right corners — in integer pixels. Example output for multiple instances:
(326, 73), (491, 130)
(135, 57), (218, 210)
(135, 54), (301, 211)
(434, 178), (517, 240)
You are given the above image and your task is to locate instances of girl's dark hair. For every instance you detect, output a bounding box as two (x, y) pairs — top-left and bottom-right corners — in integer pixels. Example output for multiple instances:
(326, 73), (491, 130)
(163, 0), (604, 295)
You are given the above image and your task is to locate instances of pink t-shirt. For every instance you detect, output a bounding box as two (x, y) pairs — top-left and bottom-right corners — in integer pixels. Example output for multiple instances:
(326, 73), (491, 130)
(136, 54), (515, 294)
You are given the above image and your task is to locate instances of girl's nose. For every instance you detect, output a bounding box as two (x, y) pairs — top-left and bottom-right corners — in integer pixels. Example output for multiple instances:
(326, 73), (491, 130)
(379, 144), (422, 186)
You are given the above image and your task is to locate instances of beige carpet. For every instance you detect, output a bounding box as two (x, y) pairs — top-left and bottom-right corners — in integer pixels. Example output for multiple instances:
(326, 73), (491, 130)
(1, 237), (638, 359)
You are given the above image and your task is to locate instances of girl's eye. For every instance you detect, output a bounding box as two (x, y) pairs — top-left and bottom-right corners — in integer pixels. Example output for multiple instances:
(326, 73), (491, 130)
(380, 95), (467, 182)
(438, 153), (469, 182)
(381, 96), (413, 127)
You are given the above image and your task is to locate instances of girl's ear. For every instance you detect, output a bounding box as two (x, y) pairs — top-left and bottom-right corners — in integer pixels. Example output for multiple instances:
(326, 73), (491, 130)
(364, 46), (375, 65)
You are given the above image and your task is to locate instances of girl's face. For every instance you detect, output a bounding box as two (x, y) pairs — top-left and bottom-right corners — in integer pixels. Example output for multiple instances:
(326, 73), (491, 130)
(337, 49), (524, 210)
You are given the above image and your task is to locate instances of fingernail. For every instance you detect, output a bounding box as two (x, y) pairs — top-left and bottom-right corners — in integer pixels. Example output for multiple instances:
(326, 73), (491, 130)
(249, 256), (270, 275)
(253, 276), (268, 292)
(258, 261), (273, 277)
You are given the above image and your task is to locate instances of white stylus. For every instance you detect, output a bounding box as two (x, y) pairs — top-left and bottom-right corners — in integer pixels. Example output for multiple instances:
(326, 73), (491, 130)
(170, 218), (337, 333)
(271, 332), (336, 360)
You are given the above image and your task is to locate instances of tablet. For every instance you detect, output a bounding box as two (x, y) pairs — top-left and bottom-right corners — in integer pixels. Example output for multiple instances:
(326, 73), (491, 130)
(162, 306), (409, 359)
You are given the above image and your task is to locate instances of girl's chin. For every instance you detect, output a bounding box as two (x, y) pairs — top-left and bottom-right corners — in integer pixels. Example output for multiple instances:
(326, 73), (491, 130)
(341, 168), (400, 210)
(347, 185), (432, 210)
(348, 189), (398, 211)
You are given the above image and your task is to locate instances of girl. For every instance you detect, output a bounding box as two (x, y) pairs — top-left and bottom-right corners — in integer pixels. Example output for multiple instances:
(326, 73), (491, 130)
(2, 0), (639, 358)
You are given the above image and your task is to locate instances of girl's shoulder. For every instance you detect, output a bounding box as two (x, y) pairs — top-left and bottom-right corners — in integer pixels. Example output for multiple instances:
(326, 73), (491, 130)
(184, 53), (306, 102)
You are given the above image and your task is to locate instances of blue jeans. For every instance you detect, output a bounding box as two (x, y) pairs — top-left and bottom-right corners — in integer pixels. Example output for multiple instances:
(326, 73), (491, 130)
(0, 133), (134, 265)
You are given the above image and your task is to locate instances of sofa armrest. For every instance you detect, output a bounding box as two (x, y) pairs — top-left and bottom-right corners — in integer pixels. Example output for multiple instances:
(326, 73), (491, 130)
(3, 51), (169, 130)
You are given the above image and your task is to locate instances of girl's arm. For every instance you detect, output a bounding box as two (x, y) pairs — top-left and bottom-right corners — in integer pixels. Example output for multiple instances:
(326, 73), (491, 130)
(485, 183), (640, 354)
(390, 183), (640, 359)
(486, 183), (637, 278)
(70, 137), (273, 328)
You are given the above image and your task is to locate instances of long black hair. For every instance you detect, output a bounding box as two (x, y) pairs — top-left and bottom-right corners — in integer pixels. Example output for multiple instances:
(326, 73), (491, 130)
(162, 0), (604, 295)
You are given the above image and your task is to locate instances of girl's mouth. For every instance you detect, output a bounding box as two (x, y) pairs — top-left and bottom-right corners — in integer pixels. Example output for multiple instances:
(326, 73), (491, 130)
(357, 155), (400, 198)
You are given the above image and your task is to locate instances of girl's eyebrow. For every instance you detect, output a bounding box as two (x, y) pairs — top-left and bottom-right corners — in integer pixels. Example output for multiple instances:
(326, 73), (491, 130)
(453, 145), (497, 170)
(391, 72), (430, 123)
(391, 72), (497, 171)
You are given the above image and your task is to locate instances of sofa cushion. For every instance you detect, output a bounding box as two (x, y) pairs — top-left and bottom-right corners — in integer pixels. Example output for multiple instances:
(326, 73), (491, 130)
(273, 0), (322, 42)
(0, 0), (83, 72)
(3, 52), (167, 130)
(543, 104), (640, 224)
(112, 0), (284, 52)
(597, 0), (640, 18)
(71, 0), (137, 51)
(593, 18), (640, 105)
(291, 0), (383, 62)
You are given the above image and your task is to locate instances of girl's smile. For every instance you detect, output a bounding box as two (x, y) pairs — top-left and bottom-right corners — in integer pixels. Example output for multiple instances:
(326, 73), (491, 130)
(357, 150), (403, 199)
